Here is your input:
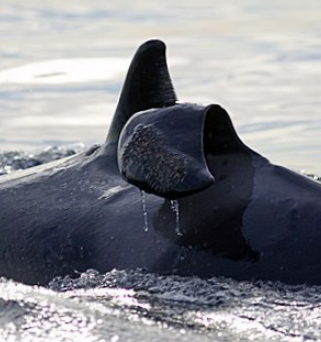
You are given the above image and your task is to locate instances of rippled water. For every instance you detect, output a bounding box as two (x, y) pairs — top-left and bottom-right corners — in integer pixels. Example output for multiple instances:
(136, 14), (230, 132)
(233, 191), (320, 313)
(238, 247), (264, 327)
(2, 269), (321, 342)
(1, 0), (321, 173)
(1, 1), (321, 341)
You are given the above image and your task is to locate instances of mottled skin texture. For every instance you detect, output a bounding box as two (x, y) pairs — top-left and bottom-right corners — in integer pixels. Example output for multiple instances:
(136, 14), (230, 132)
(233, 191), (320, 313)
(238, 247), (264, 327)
(121, 124), (190, 193)
(118, 104), (215, 197)
(1, 40), (321, 286)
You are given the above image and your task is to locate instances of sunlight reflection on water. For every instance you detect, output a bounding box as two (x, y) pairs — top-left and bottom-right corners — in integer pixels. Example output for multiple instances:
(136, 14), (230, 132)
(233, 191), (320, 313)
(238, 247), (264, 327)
(0, 0), (320, 174)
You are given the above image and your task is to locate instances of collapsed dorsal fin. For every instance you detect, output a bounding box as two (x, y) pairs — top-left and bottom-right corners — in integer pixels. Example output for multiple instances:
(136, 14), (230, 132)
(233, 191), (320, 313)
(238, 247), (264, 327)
(117, 104), (215, 198)
(105, 39), (177, 154)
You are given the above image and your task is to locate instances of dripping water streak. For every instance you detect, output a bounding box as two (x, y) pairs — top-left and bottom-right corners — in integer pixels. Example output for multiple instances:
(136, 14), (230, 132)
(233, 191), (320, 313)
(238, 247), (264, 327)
(170, 199), (182, 236)
(140, 190), (149, 231)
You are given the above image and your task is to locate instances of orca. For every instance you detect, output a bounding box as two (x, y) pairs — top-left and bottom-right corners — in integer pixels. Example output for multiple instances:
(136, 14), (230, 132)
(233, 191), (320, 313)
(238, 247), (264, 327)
(1, 40), (321, 286)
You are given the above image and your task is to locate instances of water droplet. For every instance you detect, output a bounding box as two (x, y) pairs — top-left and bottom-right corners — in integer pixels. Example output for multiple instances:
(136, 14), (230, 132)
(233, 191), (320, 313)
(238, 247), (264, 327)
(170, 199), (182, 236)
(140, 190), (149, 231)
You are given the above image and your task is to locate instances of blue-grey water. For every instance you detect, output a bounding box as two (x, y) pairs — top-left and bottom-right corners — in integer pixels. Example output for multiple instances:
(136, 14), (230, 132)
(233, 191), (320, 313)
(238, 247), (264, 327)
(1, 1), (321, 341)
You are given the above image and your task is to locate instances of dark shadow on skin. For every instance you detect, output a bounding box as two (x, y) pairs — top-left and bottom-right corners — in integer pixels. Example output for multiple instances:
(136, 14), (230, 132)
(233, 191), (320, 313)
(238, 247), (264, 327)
(153, 105), (259, 262)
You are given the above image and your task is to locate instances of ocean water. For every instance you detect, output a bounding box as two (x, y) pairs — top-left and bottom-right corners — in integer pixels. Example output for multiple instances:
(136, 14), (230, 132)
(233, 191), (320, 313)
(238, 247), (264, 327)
(1, 1), (321, 341)
(1, 0), (321, 173)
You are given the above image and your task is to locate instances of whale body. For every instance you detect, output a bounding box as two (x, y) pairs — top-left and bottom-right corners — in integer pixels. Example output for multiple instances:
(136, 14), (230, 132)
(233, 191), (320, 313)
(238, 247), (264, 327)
(1, 40), (321, 286)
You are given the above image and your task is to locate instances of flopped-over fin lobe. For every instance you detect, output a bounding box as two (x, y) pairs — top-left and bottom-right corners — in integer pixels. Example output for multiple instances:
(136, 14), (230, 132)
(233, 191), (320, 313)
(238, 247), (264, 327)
(118, 104), (215, 199)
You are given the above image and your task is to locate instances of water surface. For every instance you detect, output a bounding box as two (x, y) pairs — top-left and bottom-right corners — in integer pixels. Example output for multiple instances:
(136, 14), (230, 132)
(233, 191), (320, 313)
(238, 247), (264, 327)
(1, 0), (321, 173)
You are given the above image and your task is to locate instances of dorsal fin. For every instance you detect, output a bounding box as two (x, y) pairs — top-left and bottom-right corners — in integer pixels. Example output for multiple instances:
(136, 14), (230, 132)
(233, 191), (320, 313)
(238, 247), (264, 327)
(117, 104), (215, 198)
(105, 40), (177, 154)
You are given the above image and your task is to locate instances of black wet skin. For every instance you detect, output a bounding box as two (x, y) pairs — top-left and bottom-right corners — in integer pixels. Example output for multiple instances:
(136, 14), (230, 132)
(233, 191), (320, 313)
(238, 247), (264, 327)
(0, 40), (321, 285)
